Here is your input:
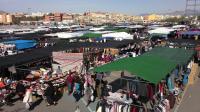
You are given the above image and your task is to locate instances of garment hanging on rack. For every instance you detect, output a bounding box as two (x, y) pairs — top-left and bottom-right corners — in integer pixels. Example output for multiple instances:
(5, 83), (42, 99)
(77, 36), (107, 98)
(167, 77), (173, 92)
(131, 105), (138, 112)
(158, 83), (164, 100)
(167, 93), (175, 109)
(183, 72), (189, 86)
(121, 77), (156, 101)
(137, 83), (147, 97)
(96, 98), (146, 112)
(96, 99), (107, 112)
(128, 81), (138, 94)
(147, 84), (154, 100)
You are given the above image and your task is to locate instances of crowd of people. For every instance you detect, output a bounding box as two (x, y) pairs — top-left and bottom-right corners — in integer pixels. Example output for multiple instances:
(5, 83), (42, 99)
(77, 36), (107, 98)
(0, 66), (112, 111)
(0, 39), (155, 111)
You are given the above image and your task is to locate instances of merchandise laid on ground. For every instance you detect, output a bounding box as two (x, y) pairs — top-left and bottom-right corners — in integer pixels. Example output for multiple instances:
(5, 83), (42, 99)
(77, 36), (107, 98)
(0, 24), (200, 112)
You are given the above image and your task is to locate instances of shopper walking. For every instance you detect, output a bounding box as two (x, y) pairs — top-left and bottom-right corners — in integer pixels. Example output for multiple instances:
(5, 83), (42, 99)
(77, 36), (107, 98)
(23, 86), (33, 110)
(44, 82), (56, 106)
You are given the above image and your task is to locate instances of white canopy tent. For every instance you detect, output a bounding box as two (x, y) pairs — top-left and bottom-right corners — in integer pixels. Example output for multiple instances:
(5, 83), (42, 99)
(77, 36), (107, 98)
(114, 25), (128, 28)
(57, 25), (70, 29)
(89, 27), (105, 31)
(102, 32), (133, 41)
(56, 32), (84, 38)
(172, 25), (189, 29)
(127, 25), (144, 29)
(148, 27), (176, 35)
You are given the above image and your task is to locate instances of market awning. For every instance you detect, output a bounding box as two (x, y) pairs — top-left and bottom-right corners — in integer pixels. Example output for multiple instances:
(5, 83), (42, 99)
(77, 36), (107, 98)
(0, 40), (138, 67)
(150, 33), (168, 38)
(143, 47), (194, 65)
(181, 31), (200, 36)
(4, 40), (37, 50)
(94, 55), (177, 84)
(102, 32), (133, 40)
(93, 47), (194, 84)
(81, 33), (102, 38)
(148, 27), (175, 35)
(167, 39), (200, 45)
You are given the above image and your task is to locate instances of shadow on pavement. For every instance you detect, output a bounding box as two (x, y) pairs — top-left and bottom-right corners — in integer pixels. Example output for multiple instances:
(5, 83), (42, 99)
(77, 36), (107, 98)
(55, 91), (63, 102)
(0, 108), (3, 111)
(11, 97), (21, 103)
(30, 98), (43, 110)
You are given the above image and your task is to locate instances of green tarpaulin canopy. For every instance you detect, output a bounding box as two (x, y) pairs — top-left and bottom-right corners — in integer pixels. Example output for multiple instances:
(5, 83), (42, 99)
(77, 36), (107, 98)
(143, 47), (194, 65)
(93, 47), (194, 84)
(81, 33), (102, 38)
(94, 55), (176, 84)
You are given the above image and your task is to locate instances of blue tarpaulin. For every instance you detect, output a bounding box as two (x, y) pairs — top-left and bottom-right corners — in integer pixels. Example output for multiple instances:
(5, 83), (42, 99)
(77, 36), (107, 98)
(181, 31), (200, 35)
(4, 40), (37, 50)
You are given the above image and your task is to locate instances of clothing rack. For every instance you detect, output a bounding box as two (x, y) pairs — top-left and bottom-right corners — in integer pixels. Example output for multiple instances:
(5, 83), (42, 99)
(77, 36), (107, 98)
(153, 99), (169, 111)
(110, 100), (144, 108)
(120, 77), (161, 102)
(102, 97), (145, 108)
(97, 98), (151, 112)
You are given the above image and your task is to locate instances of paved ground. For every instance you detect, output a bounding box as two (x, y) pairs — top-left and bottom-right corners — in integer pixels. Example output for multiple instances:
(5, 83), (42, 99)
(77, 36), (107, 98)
(0, 93), (98, 112)
(175, 77), (200, 112)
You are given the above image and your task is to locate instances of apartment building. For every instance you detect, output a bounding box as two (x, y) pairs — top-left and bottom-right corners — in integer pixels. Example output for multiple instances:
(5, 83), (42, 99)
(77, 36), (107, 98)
(0, 13), (13, 24)
(44, 13), (62, 22)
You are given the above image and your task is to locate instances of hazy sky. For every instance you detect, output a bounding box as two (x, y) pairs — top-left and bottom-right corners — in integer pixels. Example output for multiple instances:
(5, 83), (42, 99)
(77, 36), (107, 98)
(0, 0), (186, 15)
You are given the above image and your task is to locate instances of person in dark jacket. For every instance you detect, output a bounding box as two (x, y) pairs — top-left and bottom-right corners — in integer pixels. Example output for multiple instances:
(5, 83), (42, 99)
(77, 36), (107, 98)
(101, 81), (109, 97)
(44, 82), (56, 106)
(16, 81), (26, 100)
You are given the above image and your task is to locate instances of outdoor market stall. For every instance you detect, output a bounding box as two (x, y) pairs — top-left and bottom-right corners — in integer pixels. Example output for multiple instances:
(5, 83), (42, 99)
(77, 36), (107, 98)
(102, 32), (133, 41)
(93, 47), (194, 112)
(4, 40), (37, 50)
(56, 32), (84, 39)
(148, 27), (176, 41)
(181, 31), (200, 40)
(165, 39), (199, 49)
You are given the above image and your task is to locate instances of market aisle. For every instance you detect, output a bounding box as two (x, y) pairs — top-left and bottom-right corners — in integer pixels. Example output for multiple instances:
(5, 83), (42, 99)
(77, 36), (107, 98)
(1, 93), (97, 112)
(177, 77), (200, 112)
